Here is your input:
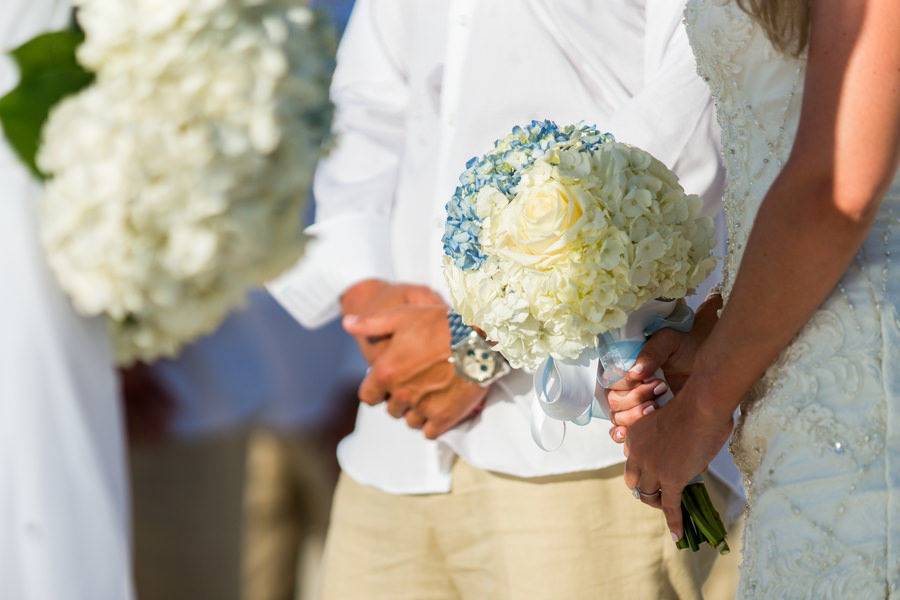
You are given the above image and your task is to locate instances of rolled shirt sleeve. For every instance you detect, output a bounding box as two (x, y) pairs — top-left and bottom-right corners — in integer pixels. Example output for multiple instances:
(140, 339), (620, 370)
(268, 0), (411, 328)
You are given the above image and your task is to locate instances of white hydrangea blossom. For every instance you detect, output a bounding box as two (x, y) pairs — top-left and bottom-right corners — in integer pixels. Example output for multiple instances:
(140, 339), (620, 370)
(38, 0), (335, 364)
(445, 141), (716, 371)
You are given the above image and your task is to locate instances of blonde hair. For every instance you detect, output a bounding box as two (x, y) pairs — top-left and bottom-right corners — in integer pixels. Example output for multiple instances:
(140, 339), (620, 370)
(736, 0), (811, 55)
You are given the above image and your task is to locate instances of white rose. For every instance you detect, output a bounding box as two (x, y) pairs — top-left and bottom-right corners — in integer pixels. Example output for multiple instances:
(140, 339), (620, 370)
(490, 175), (589, 269)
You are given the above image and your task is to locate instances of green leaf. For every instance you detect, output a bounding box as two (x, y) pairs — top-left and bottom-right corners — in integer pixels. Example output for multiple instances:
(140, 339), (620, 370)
(0, 29), (94, 180)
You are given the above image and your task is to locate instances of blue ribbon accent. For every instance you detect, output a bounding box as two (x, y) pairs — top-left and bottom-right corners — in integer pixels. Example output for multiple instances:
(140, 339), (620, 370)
(598, 301), (695, 388)
(532, 301), (696, 451)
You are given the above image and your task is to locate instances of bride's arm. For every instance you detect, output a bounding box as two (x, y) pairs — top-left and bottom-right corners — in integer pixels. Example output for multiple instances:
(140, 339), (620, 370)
(623, 0), (900, 538)
(692, 0), (900, 419)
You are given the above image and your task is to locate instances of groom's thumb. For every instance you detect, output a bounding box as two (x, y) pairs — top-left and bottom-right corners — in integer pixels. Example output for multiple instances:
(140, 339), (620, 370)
(342, 312), (400, 338)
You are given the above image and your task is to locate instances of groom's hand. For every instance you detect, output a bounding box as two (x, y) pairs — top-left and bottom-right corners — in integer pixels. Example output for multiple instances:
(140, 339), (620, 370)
(340, 279), (444, 363)
(404, 377), (488, 439)
(343, 304), (489, 439)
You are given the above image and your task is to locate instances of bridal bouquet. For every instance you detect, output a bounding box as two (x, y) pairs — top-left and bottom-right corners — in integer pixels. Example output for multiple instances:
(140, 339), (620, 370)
(441, 120), (728, 553)
(443, 120), (716, 370)
(1, 0), (335, 364)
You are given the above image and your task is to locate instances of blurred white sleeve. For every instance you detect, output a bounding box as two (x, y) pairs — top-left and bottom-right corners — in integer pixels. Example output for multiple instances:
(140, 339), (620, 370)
(269, 0), (411, 328)
(604, 0), (723, 213)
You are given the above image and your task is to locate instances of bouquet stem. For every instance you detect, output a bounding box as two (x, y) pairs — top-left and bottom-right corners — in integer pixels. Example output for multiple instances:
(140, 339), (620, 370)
(674, 482), (730, 555)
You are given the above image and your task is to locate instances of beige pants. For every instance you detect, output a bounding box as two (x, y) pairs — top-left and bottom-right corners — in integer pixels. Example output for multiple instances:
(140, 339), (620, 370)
(241, 428), (336, 600)
(321, 459), (740, 600)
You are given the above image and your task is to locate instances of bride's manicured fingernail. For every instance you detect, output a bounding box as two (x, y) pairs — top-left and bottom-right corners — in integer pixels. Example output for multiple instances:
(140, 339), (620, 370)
(653, 382), (668, 395)
(629, 363), (644, 375)
(642, 404), (656, 416)
(671, 531), (680, 543)
(614, 429), (625, 441)
(343, 315), (360, 327)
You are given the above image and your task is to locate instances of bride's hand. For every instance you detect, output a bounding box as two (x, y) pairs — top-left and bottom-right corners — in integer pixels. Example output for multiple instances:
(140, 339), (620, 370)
(606, 294), (722, 442)
(605, 329), (688, 442)
(623, 378), (734, 540)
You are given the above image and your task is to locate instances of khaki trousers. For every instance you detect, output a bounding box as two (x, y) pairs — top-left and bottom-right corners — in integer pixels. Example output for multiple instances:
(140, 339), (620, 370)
(241, 428), (336, 600)
(321, 459), (740, 600)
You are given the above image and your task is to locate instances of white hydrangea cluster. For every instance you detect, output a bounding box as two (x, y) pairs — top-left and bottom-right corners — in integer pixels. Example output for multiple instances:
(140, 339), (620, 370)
(38, 0), (335, 364)
(444, 135), (716, 371)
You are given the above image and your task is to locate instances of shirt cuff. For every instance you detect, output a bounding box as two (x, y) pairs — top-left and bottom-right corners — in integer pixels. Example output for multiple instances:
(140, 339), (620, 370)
(267, 213), (394, 328)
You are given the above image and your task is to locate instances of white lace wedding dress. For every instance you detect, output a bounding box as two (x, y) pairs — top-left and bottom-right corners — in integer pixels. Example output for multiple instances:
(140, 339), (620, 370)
(685, 1), (900, 597)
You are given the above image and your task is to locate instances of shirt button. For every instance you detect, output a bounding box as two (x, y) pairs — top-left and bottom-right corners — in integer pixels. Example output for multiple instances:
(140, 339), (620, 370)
(456, 14), (469, 27)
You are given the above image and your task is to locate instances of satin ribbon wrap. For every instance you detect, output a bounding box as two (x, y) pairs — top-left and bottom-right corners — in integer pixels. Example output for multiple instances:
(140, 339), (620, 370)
(531, 299), (694, 451)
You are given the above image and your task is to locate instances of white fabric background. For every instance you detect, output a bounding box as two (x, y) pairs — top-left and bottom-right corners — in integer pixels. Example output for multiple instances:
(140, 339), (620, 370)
(0, 2), (133, 597)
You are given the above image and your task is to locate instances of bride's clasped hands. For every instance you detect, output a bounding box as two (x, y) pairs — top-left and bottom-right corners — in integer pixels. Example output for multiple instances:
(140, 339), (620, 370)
(623, 369), (735, 540)
(603, 293), (735, 540)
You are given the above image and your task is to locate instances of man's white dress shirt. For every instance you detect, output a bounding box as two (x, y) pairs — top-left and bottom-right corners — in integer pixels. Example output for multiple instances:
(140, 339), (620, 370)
(0, 1), (134, 597)
(271, 0), (740, 497)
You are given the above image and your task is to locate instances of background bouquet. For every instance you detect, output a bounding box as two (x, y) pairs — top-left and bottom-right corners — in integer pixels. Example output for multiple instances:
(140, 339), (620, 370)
(1, 0), (335, 364)
(441, 120), (727, 553)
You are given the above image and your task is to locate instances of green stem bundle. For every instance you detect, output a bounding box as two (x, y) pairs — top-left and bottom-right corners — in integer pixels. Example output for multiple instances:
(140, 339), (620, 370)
(674, 481), (730, 555)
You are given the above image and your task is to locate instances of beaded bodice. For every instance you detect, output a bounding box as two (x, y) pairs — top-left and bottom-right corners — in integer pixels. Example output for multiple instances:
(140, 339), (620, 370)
(683, 0), (807, 295)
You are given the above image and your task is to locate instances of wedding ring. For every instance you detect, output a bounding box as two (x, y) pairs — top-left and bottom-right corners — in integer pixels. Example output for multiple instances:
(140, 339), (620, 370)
(636, 486), (662, 499)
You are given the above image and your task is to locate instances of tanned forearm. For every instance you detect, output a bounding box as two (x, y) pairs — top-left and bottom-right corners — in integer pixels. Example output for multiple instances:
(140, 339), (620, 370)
(688, 0), (900, 420)
(692, 168), (879, 419)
